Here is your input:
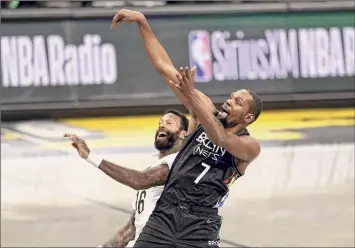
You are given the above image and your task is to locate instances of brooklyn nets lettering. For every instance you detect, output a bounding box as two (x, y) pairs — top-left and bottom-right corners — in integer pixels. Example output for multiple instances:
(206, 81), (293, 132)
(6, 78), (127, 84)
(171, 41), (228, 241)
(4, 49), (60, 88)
(193, 132), (226, 162)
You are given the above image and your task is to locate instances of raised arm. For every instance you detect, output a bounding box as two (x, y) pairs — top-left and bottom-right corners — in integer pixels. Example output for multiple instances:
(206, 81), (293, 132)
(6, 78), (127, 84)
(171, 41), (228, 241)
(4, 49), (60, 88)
(187, 92), (215, 136)
(101, 211), (136, 248)
(111, 9), (215, 122)
(63, 134), (171, 190)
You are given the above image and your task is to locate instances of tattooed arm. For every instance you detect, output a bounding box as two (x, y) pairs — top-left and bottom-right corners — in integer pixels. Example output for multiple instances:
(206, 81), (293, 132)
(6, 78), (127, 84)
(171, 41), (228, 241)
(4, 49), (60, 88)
(63, 134), (175, 190)
(98, 162), (170, 190)
(102, 211), (136, 248)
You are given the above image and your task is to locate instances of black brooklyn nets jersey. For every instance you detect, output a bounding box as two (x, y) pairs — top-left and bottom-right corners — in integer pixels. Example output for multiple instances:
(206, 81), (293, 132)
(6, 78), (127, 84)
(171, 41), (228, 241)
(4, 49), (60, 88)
(163, 124), (250, 208)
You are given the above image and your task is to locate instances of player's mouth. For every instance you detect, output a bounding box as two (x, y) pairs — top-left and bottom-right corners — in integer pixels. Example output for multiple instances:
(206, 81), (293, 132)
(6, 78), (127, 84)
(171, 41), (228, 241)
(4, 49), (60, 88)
(221, 104), (230, 115)
(157, 132), (168, 139)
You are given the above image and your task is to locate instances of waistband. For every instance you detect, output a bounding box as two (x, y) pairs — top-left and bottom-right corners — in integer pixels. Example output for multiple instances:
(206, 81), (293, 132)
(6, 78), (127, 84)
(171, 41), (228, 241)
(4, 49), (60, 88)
(160, 193), (218, 215)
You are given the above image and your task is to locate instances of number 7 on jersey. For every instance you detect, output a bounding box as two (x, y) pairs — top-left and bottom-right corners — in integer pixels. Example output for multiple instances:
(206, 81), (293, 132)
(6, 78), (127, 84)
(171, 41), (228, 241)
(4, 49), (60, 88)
(194, 163), (211, 184)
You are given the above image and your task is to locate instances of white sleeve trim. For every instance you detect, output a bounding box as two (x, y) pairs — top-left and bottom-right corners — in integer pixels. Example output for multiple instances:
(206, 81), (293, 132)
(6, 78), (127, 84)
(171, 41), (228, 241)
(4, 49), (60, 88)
(159, 153), (178, 169)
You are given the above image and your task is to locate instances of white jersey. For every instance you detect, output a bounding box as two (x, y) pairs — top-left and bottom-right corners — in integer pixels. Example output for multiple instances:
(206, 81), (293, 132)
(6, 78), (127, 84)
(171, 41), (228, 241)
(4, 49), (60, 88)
(126, 153), (177, 247)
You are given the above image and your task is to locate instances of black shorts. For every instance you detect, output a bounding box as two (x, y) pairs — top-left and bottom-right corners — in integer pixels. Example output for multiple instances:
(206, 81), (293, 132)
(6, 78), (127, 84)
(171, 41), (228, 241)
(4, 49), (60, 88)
(133, 193), (222, 248)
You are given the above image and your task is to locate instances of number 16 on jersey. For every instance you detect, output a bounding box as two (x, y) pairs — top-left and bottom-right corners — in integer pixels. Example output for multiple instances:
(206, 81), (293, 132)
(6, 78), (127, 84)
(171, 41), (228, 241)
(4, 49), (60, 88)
(135, 190), (146, 214)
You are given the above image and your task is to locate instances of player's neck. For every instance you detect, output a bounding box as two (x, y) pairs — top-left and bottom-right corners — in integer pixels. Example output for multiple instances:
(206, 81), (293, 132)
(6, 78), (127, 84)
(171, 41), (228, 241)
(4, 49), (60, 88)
(226, 123), (247, 134)
(158, 140), (182, 159)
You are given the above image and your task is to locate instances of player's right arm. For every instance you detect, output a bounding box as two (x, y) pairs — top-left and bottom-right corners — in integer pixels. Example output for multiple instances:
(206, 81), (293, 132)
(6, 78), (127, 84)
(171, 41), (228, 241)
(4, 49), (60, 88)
(111, 9), (216, 132)
(64, 133), (175, 190)
(101, 211), (136, 248)
(98, 161), (170, 190)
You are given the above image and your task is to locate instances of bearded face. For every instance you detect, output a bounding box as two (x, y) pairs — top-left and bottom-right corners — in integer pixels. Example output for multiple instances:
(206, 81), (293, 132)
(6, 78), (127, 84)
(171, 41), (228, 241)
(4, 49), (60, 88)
(154, 128), (180, 151)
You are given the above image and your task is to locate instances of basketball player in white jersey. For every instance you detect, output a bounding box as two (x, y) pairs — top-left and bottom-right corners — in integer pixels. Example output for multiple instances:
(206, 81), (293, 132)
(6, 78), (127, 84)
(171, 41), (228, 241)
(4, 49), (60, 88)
(64, 109), (190, 247)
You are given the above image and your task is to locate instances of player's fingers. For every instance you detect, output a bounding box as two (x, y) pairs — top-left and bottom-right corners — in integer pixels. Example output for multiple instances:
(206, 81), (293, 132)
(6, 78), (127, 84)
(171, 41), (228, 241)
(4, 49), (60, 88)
(180, 67), (187, 81)
(71, 143), (78, 149)
(190, 66), (197, 78)
(76, 136), (86, 145)
(111, 14), (118, 29)
(175, 84), (183, 91)
(179, 67), (186, 79)
(68, 135), (80, 144)
(170, 79), (183, 91)
(111, 14), (123, 29)
(176, 72), (183, 82)
(64, 133), (75, 140)
(63, 133), (76, 138)
(185, 67), (190, 80)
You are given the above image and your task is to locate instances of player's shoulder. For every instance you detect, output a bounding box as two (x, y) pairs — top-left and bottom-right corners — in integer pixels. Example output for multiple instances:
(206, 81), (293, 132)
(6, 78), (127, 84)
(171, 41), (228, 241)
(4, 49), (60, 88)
(239, 132), (260, 146)
(157, 152), (178, 169)
(161, 152), (178, 161)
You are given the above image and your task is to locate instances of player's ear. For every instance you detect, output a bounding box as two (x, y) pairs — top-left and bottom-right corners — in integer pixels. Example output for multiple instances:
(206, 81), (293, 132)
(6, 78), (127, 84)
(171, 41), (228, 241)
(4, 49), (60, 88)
(179, 130), (187, 140)
(244, 113), (255, 125)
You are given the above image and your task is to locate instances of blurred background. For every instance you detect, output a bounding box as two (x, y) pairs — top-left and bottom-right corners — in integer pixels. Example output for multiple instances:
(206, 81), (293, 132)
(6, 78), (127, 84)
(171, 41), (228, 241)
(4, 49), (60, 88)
(1, 0), (354, 247)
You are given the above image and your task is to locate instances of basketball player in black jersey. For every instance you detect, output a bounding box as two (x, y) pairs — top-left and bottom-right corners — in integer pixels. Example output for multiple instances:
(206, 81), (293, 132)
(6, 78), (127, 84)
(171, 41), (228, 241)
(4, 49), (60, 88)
(111, 9), (263, 248)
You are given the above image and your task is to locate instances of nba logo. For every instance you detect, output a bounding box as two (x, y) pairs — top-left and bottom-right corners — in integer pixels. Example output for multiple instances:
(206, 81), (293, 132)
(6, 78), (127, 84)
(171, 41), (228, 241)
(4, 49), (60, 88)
(188, 30), (212, 83)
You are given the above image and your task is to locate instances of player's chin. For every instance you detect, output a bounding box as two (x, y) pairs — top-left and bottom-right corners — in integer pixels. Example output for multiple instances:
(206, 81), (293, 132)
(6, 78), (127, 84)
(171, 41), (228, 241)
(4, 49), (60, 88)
(154, 139), (171, 150)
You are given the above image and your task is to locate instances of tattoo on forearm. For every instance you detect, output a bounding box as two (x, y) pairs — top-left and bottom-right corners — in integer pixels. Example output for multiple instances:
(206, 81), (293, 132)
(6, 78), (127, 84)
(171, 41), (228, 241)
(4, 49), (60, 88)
(99, 161), (170, 190)
(103, 212), (136, 248)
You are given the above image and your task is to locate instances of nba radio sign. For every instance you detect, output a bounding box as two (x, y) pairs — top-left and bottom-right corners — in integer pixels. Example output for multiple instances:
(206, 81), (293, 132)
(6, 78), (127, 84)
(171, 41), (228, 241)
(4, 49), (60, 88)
(188, 28), (354, 83)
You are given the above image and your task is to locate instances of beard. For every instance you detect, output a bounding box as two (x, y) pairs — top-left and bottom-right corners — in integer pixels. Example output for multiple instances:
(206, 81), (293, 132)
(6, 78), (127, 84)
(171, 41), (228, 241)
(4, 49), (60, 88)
(154, 130), (180, 151)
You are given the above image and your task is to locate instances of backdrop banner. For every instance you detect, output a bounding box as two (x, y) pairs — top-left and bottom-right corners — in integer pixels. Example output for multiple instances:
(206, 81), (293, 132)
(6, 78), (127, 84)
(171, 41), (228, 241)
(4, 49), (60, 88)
(1, 11), (354, 110)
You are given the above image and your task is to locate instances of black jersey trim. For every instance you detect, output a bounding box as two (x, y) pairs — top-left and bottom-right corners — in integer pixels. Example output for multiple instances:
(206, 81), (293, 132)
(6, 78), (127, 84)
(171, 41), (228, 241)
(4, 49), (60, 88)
(231, 156), (243, 177)
(230, 129), (249, 177)
(185, 124), (202, 140)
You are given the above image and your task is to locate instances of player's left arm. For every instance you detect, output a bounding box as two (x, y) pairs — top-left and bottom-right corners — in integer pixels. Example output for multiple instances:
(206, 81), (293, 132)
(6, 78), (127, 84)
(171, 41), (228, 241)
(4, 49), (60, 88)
(187, 111), (199, 136)
(101, 211), (136, 248)
(172, 68), (260, 163)
(189, 104), (260, 162)
(187, 94), (217, 136)
(189, 94), (260, 162)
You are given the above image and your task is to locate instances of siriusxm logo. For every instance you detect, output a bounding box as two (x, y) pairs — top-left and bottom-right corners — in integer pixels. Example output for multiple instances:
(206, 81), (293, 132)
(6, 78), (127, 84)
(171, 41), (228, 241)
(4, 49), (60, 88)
(188, 28), (354, 83)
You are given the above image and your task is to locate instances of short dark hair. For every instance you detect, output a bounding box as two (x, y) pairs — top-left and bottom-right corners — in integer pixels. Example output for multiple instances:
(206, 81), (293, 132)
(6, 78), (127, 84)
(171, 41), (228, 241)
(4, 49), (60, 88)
(246, 90), (263, 123)
(164, 109), (189, 131)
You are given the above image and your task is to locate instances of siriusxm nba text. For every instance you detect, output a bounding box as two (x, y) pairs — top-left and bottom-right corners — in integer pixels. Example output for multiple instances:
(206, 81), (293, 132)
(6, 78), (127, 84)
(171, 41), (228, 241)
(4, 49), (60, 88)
(189, 27), (355, 83)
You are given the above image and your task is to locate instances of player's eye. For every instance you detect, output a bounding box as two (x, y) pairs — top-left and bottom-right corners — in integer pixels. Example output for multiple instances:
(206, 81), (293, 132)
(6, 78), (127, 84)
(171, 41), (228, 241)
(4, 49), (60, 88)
(234, 98), (243, 106)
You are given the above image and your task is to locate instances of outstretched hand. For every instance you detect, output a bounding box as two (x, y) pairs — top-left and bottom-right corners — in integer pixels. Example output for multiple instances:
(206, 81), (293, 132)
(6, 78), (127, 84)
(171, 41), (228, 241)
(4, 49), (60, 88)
(63, 133), (90, 159)
(170, 66), (197, 96)
(111, 9), (144, 29)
